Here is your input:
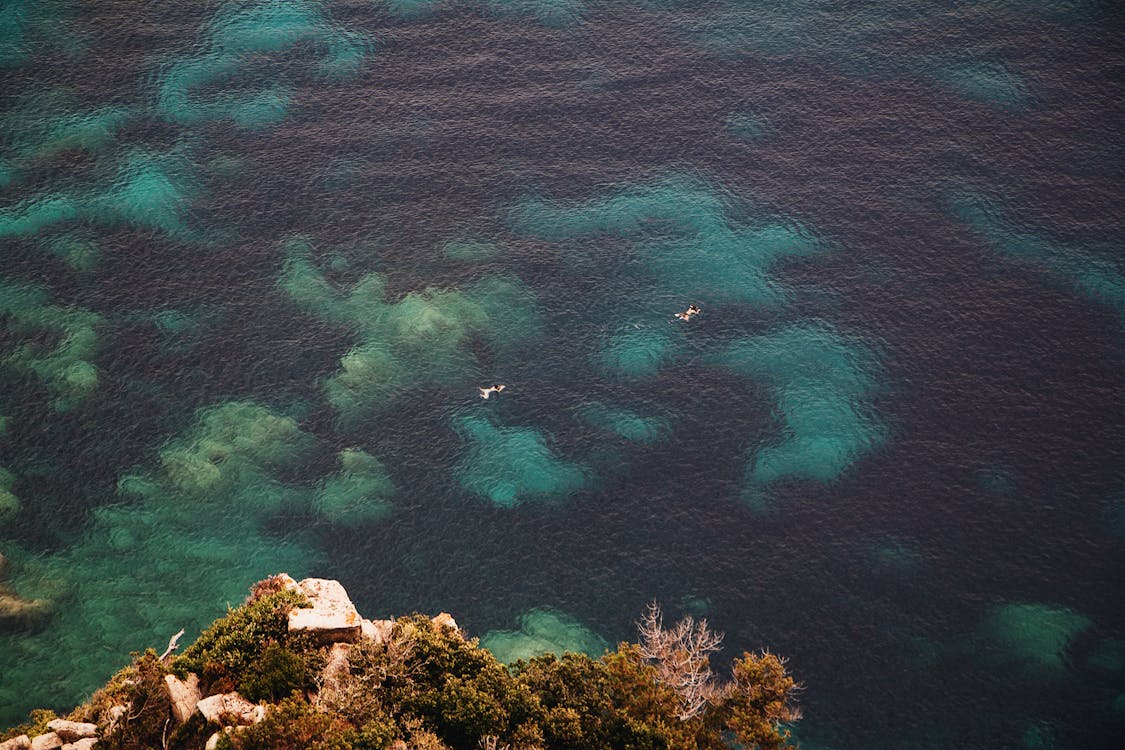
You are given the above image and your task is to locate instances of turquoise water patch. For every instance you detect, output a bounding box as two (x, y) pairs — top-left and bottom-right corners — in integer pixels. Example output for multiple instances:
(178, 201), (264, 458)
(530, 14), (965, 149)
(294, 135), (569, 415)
(443, 238), (499, 262)
(930, 60), (1032, 109)
(0, 90), (129, 187)
(96, 149), (200, 239)
(1104, 492), (1125, 538)
(950, 192), (1125, 324)
(480, 607), (607, 664)
(0, 401), (324, 719)
(576, 400), (672, 444)
(0, 277), (102, 412)
(382, 0), (583, 27)
(0, 0), (82, 68)
(867, 538), (924, 575)
(38, 232), (101, 272)
(977, 466), (1017, 495)
(726, 110), (770, 142)
(453, 412), (589, 507)
(278, 237), (541, 423)
(0, 147), (200, 244)
(510, 174), (823, 307)
(1087, 638), (1125, 676)
(156, 0), (372, 129)
(0, 464), (17, 524)
(384, 0), (442, 21)
(711, 321), (883, 503)
(1020, 722), (1060, 750)
(484, 0), (584, 27)
(313, 448), (396, 526)
(980, 602), (1094, 677)
(596, 324), (679, 379)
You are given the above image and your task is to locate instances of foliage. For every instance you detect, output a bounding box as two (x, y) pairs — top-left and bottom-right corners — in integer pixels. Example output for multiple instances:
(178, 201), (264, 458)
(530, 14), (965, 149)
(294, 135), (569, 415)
(173, 588), (318, 693)
(221, 696), (353, 750)
(239, 642), (313, 702)
(3, 584), (800, 750)
(92, 650), (175, 750)
(720, 652), (801, 750)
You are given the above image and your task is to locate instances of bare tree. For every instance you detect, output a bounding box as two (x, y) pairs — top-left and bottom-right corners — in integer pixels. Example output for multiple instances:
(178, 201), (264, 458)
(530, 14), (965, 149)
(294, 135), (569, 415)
(477, 737), (510, 750)
(636, 601), (725, 720)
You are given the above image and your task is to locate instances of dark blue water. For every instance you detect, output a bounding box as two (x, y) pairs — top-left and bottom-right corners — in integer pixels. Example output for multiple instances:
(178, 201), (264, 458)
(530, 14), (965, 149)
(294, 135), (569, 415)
(1, 2), (1123, 747)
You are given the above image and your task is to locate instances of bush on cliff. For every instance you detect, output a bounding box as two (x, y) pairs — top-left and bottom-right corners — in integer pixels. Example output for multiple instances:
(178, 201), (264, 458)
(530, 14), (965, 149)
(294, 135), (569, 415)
(2, 580), (800, 750)
(173, 584), (322, 698)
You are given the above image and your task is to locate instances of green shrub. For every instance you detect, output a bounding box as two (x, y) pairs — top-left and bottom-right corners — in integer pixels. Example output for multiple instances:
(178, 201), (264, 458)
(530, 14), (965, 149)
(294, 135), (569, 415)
(173, 588), (319, 692)
(222, 696), (352, 750)
(239, 642), (311, 702)
(94, 650), (175, 750)
(3, 582), (802, 750)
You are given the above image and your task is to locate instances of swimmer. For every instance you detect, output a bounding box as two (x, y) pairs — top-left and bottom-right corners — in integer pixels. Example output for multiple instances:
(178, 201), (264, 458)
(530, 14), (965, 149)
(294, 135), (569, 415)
(479, 384), (507, 399)
(675, 304), (701, 321)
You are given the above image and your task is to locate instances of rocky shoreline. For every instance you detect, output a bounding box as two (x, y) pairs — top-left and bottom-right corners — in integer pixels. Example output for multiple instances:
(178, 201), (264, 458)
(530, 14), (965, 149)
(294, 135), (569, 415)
(1, 574), (459, 750)
(1, 574), (800, 750)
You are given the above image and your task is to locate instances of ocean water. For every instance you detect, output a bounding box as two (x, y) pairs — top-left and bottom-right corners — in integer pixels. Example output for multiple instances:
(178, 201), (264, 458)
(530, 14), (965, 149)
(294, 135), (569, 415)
(1, 1), (1123, 747)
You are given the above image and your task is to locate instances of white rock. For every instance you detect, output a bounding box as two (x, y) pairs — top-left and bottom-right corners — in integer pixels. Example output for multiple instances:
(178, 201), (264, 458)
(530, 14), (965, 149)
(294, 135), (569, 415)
(164, 673), (202, 724)
(360, 618), (393, 643)
(103, 705), (126, 726)
(0, 735), (31, 750)
(318, 642), (351, 696)
(273, 573), (300, 592)
(61, 740), (97, 750)
(29, 734), (62, 750)
(287, 578), (361, 643)
(204, 726), (240, 750)
(432, 612), (459, 633)
(196, 693), (264, 726)
(46, 720), (97, 741)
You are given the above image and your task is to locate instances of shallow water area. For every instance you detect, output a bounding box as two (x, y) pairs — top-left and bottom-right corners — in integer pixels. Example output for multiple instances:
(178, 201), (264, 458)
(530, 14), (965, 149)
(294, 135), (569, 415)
(1, 1), (1123, 748)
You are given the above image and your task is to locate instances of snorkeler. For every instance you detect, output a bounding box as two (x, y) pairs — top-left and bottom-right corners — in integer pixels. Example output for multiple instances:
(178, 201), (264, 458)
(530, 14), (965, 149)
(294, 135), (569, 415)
(479, 384), (507, 399)
(675, 304), (701, 321)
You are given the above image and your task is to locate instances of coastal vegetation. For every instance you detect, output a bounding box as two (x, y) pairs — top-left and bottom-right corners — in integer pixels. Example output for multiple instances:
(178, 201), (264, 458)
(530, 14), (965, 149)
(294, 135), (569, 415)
(0, 576), (800, 750)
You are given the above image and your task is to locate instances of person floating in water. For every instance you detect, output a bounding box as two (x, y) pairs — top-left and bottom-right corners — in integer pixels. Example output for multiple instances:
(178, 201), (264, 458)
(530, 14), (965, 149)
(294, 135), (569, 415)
(479, 384), (507, 399)
(675, 304), (701, 321)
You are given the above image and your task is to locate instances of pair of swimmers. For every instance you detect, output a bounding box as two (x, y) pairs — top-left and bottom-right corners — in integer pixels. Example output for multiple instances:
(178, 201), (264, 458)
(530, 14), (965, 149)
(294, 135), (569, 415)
(479, 304), (701, 398)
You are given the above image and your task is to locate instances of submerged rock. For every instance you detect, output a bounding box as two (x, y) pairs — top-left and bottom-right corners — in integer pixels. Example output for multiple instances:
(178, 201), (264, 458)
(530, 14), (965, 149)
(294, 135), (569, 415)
(0, 554), (54, 634)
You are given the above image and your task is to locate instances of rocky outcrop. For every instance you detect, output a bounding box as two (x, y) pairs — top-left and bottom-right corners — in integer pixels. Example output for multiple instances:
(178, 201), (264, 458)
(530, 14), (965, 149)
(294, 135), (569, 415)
(164, 673), (202, 724)
(286, 578), (362, 643)
(2, 575), (412, 748)
(44, 721), (96, 743)
(61, 740), (96, 750)
(29, 734), (61, 750)
(196, 693), (264, 726)
(320, 642), (352, 691)
(431, 612), (459, 633)
(361, 617), (394, 643)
